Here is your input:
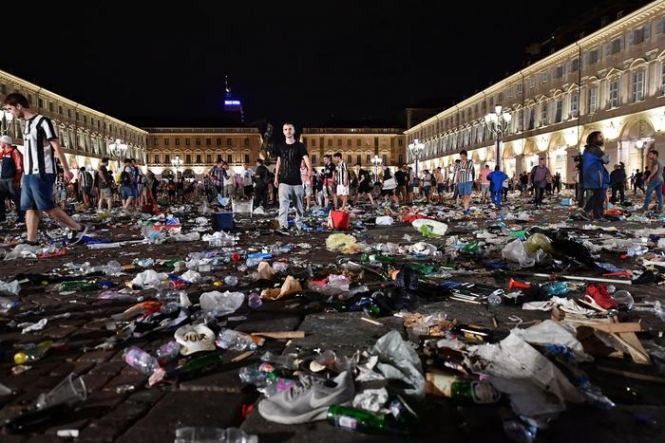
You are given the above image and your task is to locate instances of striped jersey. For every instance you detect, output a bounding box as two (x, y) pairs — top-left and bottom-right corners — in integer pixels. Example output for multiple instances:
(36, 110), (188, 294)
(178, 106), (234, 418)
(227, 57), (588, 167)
(336, 161), (348, 185)
(23, 115), (59, 176)
(455, 160), (475, 184)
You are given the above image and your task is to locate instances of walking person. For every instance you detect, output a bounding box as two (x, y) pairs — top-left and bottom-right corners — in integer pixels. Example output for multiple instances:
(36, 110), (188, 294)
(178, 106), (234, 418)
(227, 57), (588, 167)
(79, 166), (94, 210)
(333, 152), (349, 211)
(488, 165), (508, 209)
(528, 157), (551, 209)
(274, 122), (311, 234)
(241, 162), (255, 201)
(420, 169), (434, 202)
(380, 165), (399, 206)
(355, 163), (374, 206)
(301, 159), (313, 211)
(609, 164), (626, 204)
(454, 150), (474, 214)
(3, 92), (88, 245)
(479, 164), (491, 204)
(254, 158), (269, 209)
(642, 148), (664, 214)
(0, 135), (25, 224)
(435, 167), (446, 203)
(96, 158), (114, 211)
(581, 131), (610, 221)
(553, 172), (562, 194)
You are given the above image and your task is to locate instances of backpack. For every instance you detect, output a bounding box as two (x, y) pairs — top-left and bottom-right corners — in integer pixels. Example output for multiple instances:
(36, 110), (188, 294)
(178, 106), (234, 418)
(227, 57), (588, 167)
(121, 171), (131, 186)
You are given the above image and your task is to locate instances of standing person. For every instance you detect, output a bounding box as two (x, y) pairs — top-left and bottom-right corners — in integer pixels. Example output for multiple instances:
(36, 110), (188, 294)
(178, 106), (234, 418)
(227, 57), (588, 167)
(78, 167), (93, 210)
(519, 172), (529, 197)
(120, 159), (135, 210)
(435, 167), (445, 203)
(241, 162), (255, 201)
(479, 164), (491, 204)
(528, 158), (551, 209)
(274, 122), (311, 234)
(300, 159), (313, 211)
(55, 171), (68, 209)
(552, 172), (562, 194)
(451, 160), (461, 204)
(333, 152), (349, 211)
(454, 150), (475, 214)
(3, 92), (88, 245)
(380, 165), (399, 206)
(581, 131), (610, 220)
(420, 169), (433, 202)
(254, 158), (269, 209)
(635, 170), (645, 194)
(322, 155), (336, 209)
(222, 163), (234, 199)
(609, 164), (626, 204)
(406, 166), (415, 204)
(642, 148), (663, 213)
(314, 169), (325, 206)
(0, 135), (24, 224)
(96, 158), (114, 211)
(394, 164), (408, 204)
(487, 165), (508, 209)
(355, 163), (374, 206)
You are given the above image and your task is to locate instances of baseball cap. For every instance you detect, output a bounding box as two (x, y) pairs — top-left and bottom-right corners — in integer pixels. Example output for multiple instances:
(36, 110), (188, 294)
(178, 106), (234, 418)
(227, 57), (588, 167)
(0, 135), (13, 145)
(174, 324), (216, 355)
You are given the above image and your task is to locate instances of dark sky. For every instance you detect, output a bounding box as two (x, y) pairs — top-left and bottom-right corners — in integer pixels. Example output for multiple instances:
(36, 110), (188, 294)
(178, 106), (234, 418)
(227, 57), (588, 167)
(2, 0), (615, 128)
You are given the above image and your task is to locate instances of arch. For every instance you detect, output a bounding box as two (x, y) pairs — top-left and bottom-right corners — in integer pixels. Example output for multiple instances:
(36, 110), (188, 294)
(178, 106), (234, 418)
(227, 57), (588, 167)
(523, 138), (536, 156)
(183, 169), (195, 179)
(161, 169), (174, 179)
(629, 58), (648, 69)
(502, 143), (515, 159)
(620, 117), (655, 141)
(548, 133), (566, 152)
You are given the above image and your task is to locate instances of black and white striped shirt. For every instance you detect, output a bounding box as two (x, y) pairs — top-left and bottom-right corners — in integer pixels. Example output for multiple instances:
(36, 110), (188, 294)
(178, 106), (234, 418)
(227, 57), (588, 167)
(336, 161), (348, 185)
(23, 115), (58, 176)
(455, 161), (475, 184)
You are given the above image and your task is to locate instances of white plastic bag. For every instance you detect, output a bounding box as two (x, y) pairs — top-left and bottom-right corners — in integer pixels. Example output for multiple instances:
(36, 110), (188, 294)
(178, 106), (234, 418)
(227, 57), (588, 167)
(199, 291), (245, 316)
(501, 240), (535, 267)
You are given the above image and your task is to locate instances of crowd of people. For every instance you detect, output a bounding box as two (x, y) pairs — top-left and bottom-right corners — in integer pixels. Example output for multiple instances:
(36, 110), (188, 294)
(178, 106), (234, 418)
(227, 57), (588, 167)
(1, 95), (662, 243)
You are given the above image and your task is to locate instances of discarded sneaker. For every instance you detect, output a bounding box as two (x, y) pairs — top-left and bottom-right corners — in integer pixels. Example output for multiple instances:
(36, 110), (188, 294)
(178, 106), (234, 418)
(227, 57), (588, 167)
(258, 371), (355, 424)
(585, 283), (617, 310)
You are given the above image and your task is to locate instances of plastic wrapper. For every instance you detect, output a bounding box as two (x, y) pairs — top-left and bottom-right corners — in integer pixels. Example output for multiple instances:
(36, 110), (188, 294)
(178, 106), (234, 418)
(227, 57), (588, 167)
(4, 244), (40, 260)
(524, 233), (553, 255)
(0, 279), (20, 296)
(412, 219), (447, 237)
(352, 388), (389, 413)
(370, 330), (425, 399)
(326, 233), (357, 253)
(180, 270), (202, 284)
(375, 216), (394, 226)
(199, 291), (245, 316)
(131, 270), (169, 289)
(511, 320), (591, 362)
(502, 240), (535, 268)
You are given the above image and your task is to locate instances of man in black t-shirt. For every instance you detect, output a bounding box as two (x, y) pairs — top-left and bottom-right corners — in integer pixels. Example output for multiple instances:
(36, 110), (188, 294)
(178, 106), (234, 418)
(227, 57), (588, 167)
(322, 155), (336, 209)
(394, 164), (408, 203)
(274, 122), (311, 233)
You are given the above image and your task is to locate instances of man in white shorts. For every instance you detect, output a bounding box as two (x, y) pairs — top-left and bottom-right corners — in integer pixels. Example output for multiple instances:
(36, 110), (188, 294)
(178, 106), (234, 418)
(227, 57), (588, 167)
(333, 152), (349, 211)
(300, 159), (313, 210)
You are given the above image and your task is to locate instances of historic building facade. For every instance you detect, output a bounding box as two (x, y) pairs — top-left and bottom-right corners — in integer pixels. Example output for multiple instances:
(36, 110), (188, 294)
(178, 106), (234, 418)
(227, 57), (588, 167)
(405, 0), (665, 183)
(0, 70), (148, 174)
(301, 127), (406, 168)
(145, 127), (263, 178)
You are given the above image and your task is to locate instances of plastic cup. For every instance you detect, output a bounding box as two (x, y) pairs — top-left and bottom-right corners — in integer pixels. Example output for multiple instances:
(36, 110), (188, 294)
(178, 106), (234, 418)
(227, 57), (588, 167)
(612, 290), (634, 311)
(35, 373), (87, 410)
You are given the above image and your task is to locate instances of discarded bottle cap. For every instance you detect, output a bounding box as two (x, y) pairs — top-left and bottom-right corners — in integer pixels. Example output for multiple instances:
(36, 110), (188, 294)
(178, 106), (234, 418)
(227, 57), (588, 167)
(213, 281), (223, 288)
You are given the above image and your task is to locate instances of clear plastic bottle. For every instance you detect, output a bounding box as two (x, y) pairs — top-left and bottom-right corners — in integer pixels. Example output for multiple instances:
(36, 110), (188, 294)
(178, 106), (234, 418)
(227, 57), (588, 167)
(487, 292), (503, 306)
(247, 293), (263, 309)
(216, 329), (257, 351)
(246, 257), (262, 268)
(545, 281), (569, 296)
(224, 276), (239, 287)
(156, 341), (182, 365)
(123, 346), (161, 375)
(273, 262), (289, 273)
(174, 427), (257, 443)
(0, 296), (19, 311)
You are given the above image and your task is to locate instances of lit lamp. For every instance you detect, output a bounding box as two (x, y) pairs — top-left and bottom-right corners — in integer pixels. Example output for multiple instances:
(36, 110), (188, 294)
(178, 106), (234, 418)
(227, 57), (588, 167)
(1, 108), (14, 136)
(108, 138), (128, 171)
(371, 154), (382, 183)
(635, 139), (647, 171)
(484, 105), (512, 167)
(408, 138), (425, 179)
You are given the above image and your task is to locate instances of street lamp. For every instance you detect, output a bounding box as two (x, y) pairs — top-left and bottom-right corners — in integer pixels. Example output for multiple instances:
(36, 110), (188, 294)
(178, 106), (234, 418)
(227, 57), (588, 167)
(108, 138), (128, 171)
(371, 154), (382, 183)
(484, 105), (512, 167)
(408, 138), (424, 179)
(635, 139), (647, 172)
(1, 108), (14, 136)
(171, 155), (183, 174)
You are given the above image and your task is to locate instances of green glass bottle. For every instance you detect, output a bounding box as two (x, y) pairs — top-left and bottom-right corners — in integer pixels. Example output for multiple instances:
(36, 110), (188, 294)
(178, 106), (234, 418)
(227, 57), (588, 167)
(426, 371), (500, 405)
(327, 405), (409, 435)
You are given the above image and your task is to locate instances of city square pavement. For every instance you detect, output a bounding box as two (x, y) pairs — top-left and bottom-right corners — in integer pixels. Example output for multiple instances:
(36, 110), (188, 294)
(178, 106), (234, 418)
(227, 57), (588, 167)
(1, 189), (665, 443)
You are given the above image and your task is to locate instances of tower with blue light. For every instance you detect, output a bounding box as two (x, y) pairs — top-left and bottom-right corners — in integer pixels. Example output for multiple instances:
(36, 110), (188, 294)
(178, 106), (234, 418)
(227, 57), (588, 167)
(223, 76), (244, 124)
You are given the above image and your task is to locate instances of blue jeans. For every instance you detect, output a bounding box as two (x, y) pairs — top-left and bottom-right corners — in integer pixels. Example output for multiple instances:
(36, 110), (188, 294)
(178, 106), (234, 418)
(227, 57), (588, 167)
(643, 180), (663, 212)
(491, 189), (502, 207)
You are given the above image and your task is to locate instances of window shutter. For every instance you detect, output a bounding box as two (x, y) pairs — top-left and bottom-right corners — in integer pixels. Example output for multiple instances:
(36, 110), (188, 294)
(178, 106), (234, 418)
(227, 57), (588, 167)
(619, 36), (624, 51)
(658, 18), (665, 34)
(605, 43), (611, 57)
(644, 23), (651, 41)
(628, 30), (634, 45)
(583, 52), (589, 66)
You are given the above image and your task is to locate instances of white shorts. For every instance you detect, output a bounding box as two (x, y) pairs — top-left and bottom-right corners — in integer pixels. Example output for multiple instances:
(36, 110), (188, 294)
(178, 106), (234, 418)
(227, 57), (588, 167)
(304, 183), (313, 197)
(336, 185), (349, 196)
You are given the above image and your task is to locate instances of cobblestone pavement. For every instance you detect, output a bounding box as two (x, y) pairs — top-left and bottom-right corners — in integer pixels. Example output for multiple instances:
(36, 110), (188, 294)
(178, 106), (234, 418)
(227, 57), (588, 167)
(1, 192), (665, 442)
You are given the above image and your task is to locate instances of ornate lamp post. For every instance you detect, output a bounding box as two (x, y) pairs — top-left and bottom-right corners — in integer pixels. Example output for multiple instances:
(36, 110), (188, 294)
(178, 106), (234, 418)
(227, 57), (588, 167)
(371, 154), (382, 183)
(108, 138), (128, 171)
(171, 155), (183, 174)
(408, 138), (424, 179)
(484, 105), (512, 167)
(1, 108), (14, 136)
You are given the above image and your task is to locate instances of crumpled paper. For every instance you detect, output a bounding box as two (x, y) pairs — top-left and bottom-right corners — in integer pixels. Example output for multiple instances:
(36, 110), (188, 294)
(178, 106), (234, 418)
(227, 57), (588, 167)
(253, 261), (277, 281)
(470, 333), (585, 426)
(260, 276), (302, 300)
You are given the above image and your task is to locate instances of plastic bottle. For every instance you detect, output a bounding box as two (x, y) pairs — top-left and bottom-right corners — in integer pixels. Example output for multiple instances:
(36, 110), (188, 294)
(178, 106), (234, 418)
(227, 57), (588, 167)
(156, 341), (182, 365)
(425, 372), (500, 405)
(123, 346), (161, 375)
(59, 280), (115, 292)
(14, 340), (54, 365)
(327, 405), (410, 435)
(272, 262), (289, 273)
(0, 296), (19, 311)
(133, 258), (154, 268)
(224, 276), (239, 287)
(174, 427), (258, 443)
(247, 293), (263, 309)
(245, 257), (261, 268)
(216, 329), (263, 351)
(487, 292), (503, 306)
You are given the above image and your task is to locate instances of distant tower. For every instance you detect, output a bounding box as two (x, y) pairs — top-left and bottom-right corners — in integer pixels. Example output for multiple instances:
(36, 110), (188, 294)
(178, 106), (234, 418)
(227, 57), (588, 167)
(223, 76), (244, 124)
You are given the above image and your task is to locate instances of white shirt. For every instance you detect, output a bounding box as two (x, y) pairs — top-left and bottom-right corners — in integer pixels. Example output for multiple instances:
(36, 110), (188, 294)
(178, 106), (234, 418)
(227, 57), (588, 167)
(242, 169), (255, 186)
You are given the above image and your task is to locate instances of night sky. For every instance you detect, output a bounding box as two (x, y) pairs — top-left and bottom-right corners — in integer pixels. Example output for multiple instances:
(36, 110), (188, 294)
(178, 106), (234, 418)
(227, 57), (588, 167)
(2, 0), (614, 128)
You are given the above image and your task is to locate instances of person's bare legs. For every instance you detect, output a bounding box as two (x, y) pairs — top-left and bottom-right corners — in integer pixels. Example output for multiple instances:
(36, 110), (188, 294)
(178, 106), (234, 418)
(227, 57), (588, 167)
(44, 207), (82, 231)
(463, 195), (470, 210)
(26, 210), (41, 242)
